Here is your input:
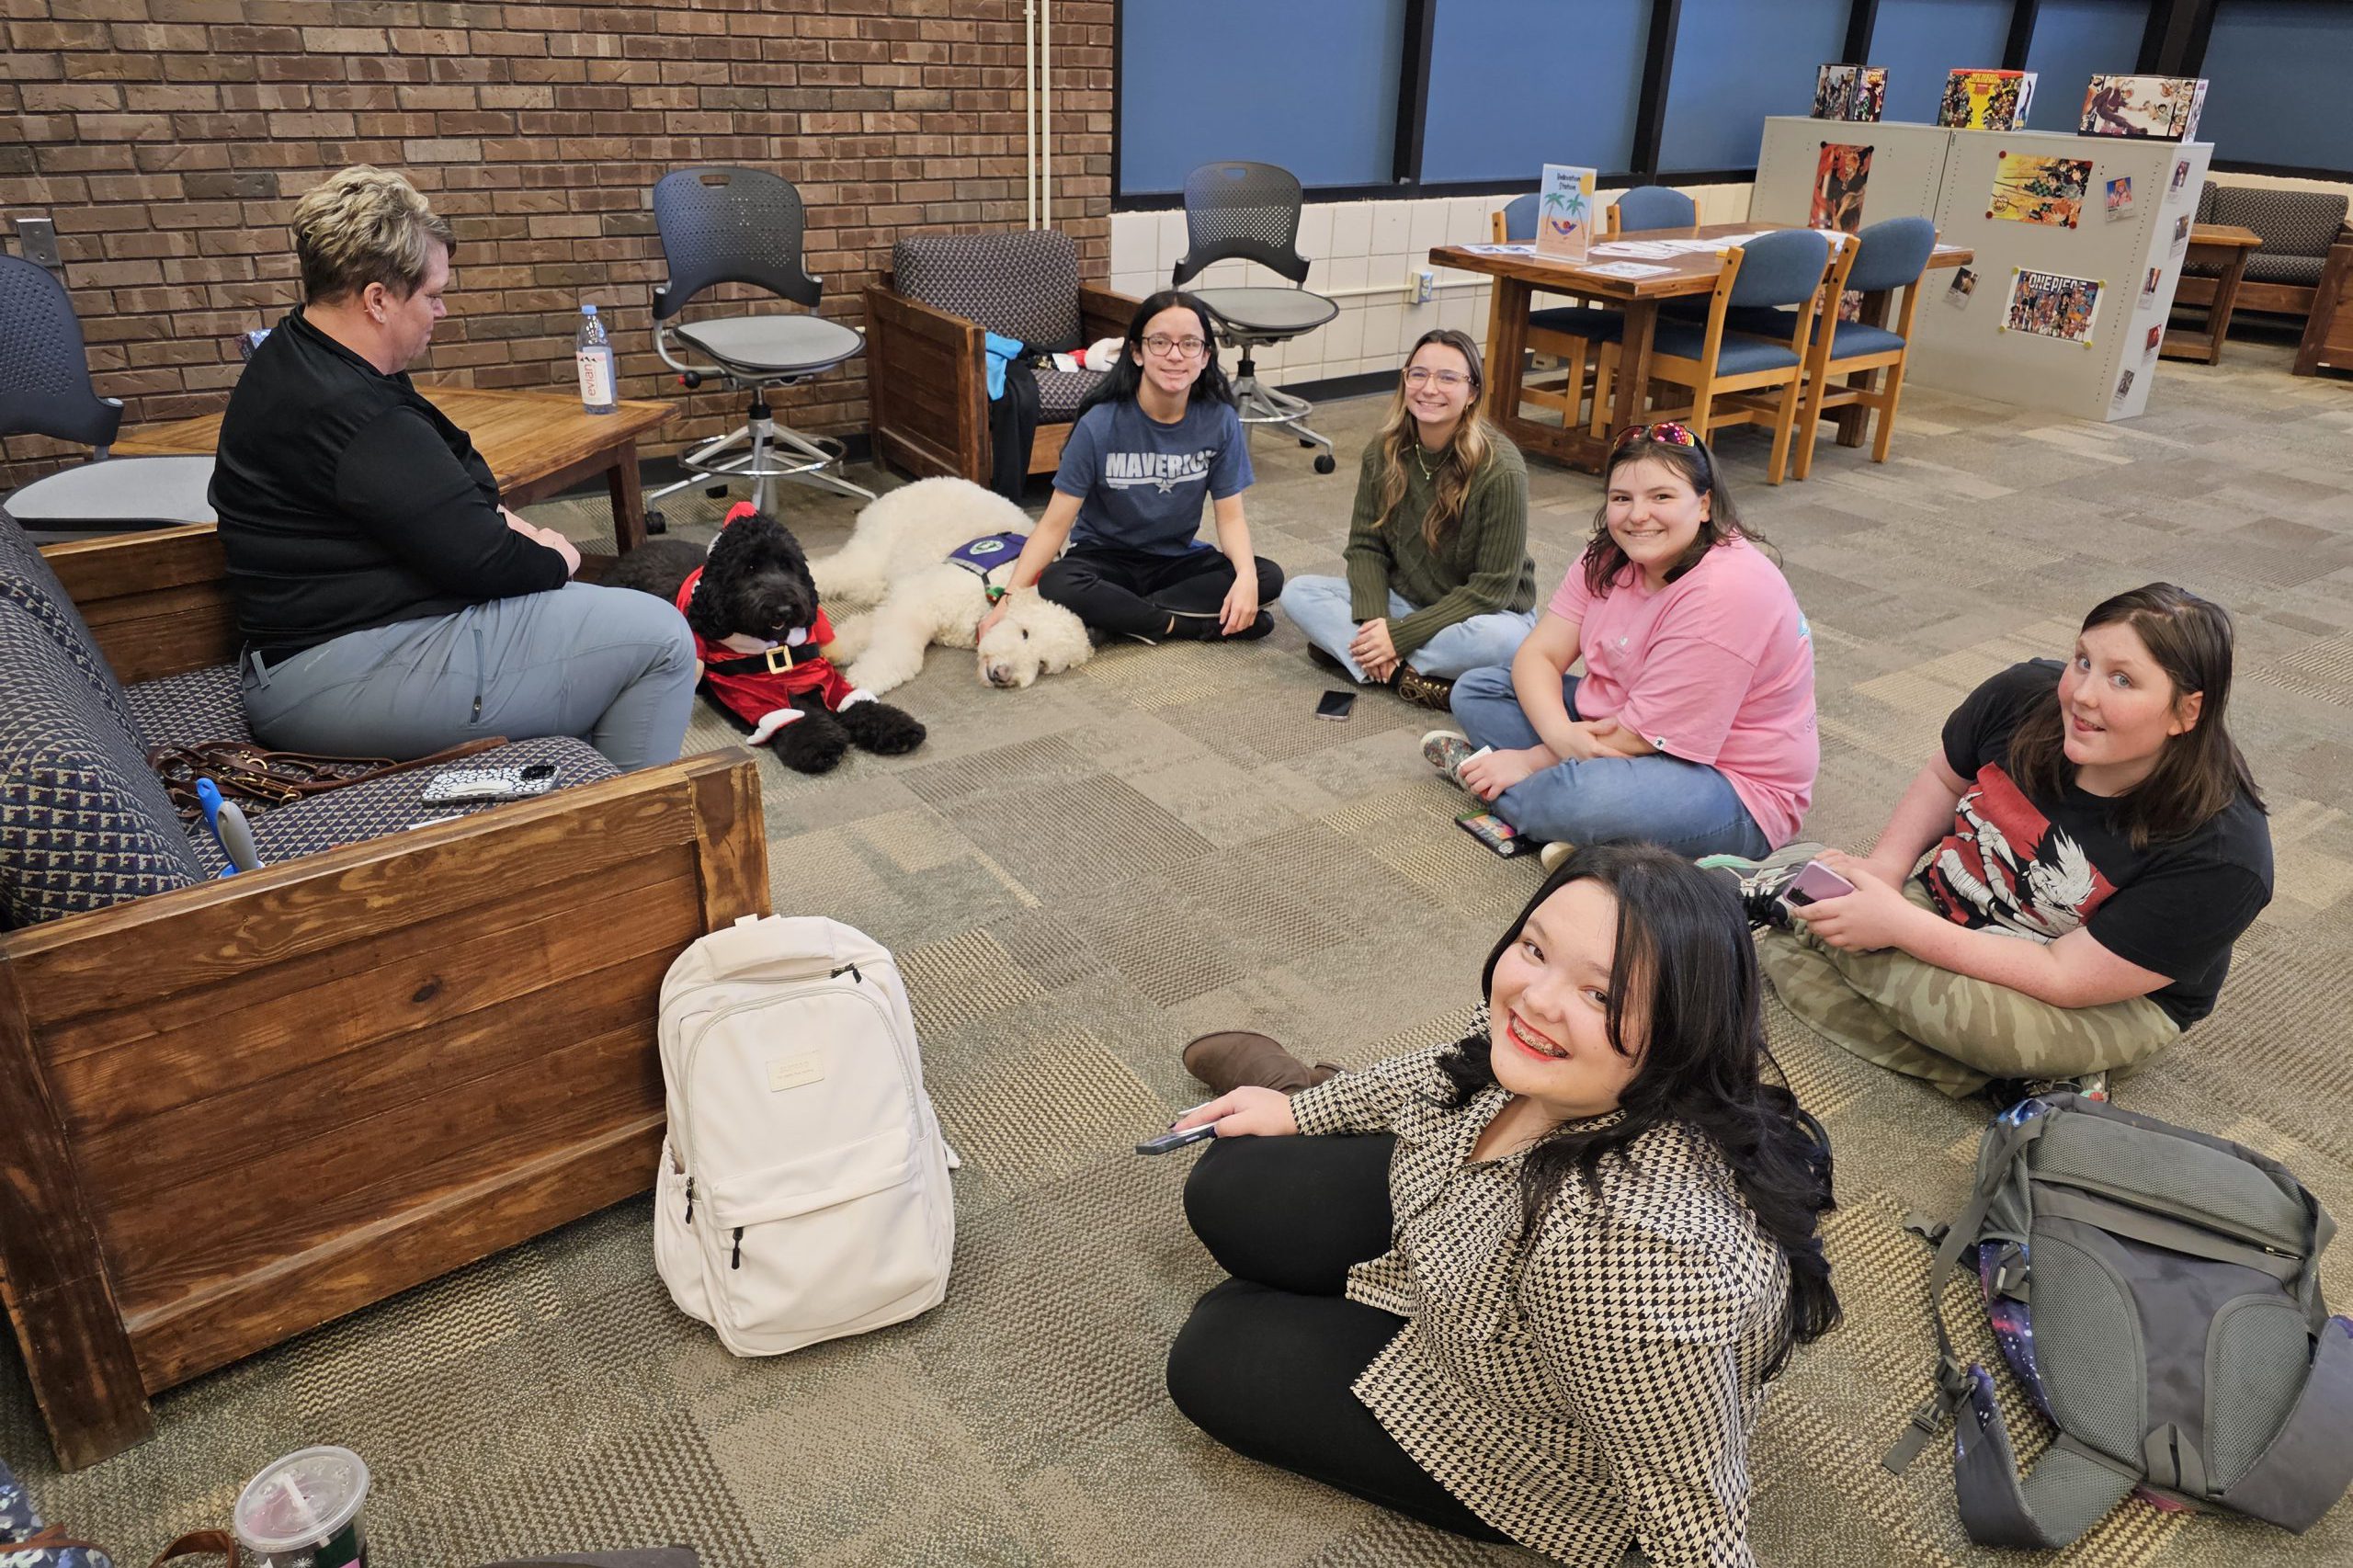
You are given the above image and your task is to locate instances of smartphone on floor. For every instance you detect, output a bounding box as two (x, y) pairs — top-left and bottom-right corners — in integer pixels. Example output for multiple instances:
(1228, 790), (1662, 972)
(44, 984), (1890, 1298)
(1315, 689), (1357, 721)
(1456, 808), (1528, 858)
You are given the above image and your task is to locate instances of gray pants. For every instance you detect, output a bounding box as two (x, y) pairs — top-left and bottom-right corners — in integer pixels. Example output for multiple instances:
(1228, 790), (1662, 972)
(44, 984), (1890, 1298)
(239, 583), (699, 772)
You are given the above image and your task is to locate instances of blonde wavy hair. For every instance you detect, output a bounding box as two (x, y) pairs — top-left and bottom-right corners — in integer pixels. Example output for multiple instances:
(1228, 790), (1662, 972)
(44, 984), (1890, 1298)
(290, 165), (456, 305)
(1371, 328), (1495, 552)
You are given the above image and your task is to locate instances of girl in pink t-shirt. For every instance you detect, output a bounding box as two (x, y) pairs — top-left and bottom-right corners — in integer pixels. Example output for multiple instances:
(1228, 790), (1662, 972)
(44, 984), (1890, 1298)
(1423, 424), (1818, 866)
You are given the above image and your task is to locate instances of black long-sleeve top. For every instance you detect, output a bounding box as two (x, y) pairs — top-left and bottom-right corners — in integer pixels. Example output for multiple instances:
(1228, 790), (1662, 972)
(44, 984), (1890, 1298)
(210, 307), (568, 653)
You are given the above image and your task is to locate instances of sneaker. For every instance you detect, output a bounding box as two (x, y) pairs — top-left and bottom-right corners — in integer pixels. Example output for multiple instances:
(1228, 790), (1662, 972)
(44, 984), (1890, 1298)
(1421, 729), (1481, 787)
(1695, 853), (1800, 930)
(1394, 667), (1457, 711)
(1538, 839), (1574, 874)
(1307, 643), (1350, 676)
(1984, 1073), (2111, 1112)
(1181, 1031), (1339, 1096)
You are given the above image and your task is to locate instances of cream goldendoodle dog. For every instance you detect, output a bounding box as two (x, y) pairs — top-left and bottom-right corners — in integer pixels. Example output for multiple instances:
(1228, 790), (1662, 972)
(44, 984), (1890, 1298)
(813, 477), (1095, 695)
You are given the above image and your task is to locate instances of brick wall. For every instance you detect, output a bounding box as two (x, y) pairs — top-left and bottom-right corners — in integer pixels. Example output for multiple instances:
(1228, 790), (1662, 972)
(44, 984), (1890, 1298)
(0, 0), (1114, 490)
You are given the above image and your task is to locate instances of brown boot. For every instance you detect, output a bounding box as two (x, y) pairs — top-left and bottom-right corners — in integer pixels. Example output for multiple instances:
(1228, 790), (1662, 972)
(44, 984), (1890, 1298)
(1181, 1031), (1339, 1096)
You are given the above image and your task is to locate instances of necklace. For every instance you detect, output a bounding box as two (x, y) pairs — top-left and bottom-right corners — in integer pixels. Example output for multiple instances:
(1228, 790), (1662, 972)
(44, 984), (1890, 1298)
(1413, 442), (1445, 481)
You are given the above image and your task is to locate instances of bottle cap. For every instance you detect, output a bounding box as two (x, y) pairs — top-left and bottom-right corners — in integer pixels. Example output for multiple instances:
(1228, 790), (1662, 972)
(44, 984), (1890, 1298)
(581, 302), (597, 313)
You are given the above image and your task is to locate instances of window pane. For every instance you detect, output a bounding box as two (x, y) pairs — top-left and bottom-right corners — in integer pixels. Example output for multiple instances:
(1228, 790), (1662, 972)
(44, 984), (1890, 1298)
(2024, 1), (2151, 132)
(2200, 0), (2353, 170)
(1420, 0), (1648, 182)
(1119, 0), (1408, 195)
(1869, 0), (2012, 126)
(1661, 0), (1848, 173)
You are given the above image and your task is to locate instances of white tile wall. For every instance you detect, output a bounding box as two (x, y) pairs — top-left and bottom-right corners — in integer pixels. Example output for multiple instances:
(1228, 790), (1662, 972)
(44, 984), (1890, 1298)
(1109, 183), (1756, 386)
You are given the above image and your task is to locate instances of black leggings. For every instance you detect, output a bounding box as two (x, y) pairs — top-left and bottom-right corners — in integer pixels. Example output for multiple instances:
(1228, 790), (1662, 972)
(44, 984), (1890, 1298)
(1165, 1134), (1511, 1546)
(1037, 543), (1284, 642)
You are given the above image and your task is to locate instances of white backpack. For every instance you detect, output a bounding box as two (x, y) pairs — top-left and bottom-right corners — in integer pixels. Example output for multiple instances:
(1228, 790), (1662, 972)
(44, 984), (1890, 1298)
(653, 915), (956, 1357)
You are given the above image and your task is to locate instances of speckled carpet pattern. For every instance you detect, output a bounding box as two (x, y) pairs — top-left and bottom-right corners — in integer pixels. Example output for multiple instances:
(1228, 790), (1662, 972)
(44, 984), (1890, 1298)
(7, 339), (2352, 1566)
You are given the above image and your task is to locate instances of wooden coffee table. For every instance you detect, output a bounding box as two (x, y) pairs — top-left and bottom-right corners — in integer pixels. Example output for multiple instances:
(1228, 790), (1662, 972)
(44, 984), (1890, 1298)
(2163, 224), (2262, 365)
(117, 386), (674, 553)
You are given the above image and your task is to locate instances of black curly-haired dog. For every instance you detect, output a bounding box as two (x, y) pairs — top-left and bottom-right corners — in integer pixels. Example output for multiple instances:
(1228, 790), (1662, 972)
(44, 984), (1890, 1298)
(604, 506), (926, 774)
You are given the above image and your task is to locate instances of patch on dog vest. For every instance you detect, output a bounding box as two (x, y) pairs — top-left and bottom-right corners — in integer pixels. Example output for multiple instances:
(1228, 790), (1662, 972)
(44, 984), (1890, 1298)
(946, 532), (1028, 579)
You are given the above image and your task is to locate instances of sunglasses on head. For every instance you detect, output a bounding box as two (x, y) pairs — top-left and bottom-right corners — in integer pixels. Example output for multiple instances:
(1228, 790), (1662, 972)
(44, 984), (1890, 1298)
(1613, 421), (1700, 451)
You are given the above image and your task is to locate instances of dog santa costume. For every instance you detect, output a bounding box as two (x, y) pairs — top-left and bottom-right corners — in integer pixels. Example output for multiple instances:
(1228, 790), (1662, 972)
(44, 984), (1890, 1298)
(676, 503), (874, 745)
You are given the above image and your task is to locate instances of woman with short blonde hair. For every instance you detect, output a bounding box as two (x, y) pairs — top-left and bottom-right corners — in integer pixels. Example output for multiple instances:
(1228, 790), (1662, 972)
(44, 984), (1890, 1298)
(290, 165), (457, 304)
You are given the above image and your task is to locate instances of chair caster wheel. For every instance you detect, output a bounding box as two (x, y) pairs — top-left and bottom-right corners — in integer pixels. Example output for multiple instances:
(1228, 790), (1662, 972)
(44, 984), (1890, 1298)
(1313, 453), (1336, 474)
(704, 483), (731, 499)
(642, 509), (667, 537)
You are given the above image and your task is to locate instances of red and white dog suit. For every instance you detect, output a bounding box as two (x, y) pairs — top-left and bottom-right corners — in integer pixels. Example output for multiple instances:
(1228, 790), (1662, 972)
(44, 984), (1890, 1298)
(675, 505), (872, 745)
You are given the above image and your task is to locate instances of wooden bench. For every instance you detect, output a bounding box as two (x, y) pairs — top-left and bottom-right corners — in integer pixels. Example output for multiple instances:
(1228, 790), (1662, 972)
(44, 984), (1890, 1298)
(2, 525), (768, 1468)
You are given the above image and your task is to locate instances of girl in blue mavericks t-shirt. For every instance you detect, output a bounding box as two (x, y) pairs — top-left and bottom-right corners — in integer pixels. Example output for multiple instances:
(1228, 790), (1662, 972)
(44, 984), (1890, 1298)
(974, 290), (1284, 645)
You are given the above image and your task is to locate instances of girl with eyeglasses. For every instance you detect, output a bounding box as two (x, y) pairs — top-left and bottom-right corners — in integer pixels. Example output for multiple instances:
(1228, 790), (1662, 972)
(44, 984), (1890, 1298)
(1424, 424), (1818, 869)
(973, 290), (1283, 647)
(1277, 328), (1539, 710)
(1704, 584), (2272, 1107)
(1165, 844), (1837, 1566)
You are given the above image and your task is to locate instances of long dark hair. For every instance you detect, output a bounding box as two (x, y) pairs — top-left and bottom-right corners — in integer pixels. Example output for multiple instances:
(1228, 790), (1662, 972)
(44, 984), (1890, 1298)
(1075, 289), (1235, 417)
(1434, 843), (1839, 1375)
(1581, 428), (1773, 597)
(1372, 327), (1496, 551)
(2007, 583), (2265, 847)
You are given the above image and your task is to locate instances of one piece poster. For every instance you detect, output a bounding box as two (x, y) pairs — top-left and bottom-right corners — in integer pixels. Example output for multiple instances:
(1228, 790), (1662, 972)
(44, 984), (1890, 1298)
(1536, 164), (1598, 261)
(1987, 151), (2093, 228)
(2003, 268), (2103, 346)
(1938, 69), (2037, 131)
(2078, 74), (2209, 140)
(1811, 143), (1872, 233)
(1946, 267), (1979, 308)
(2104, 176), (2134, 222)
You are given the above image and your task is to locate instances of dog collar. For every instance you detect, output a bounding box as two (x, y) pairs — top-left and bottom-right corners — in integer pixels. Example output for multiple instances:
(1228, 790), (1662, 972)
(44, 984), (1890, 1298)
(984, 585), (1007, 603)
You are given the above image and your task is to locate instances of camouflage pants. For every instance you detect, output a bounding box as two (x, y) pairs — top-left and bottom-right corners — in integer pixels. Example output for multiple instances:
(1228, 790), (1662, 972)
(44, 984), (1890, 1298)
(1754, 844), (2180, 1097)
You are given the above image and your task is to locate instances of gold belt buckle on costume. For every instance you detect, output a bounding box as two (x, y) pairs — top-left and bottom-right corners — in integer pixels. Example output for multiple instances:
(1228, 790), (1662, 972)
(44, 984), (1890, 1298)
(763, 644), (799, 673)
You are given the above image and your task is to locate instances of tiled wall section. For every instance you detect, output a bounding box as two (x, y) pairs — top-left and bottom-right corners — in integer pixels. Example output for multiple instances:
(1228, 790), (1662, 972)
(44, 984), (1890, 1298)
(1109, 184), (1753, 387)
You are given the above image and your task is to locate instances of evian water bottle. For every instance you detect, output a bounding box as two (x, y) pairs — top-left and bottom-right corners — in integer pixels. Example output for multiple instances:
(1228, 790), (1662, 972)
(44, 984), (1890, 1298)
(575, 302), (617, 415)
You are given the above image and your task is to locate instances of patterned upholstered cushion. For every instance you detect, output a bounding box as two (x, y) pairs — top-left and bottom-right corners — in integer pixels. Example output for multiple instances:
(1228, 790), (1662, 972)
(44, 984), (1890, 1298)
(228, 735), (619, 869)
(0, 598), (201, 926)
(2209, 187), (2349, 260)
(126, 661), (249, 748)
(0, 503), (145, 745)
(2243, 254), (2329, 288)
(1034, 366), (1106, 420)
(892, 231), (1085, 350)
(2197, 181), (2219, 223)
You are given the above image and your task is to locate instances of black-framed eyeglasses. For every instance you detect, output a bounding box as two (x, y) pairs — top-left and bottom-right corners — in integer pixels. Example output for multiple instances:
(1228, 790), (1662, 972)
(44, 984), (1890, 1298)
(1141, 334), (1208, 358)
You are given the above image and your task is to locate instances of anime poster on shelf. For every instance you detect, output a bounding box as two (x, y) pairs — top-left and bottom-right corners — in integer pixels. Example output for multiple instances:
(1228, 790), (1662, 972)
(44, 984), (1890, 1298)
(1536, 164), (1598, 261)
(1811, 143), (1872, 233)
(2142, 266), (2164, 304)
(1987, 151), (2093, 228)
(1946, 267), (1979, 308)
(2079, 74), (2208, 140)
(2105, 176), (2134, 222)
(1938, 68), (2036, 131)
(2145, 324), (2165, 358)
(2003, 268), (2103, 346)
(2113, 367), (2135, 407)
(1813, 63), (1888, 121)
(2171, 157), (2192, 195)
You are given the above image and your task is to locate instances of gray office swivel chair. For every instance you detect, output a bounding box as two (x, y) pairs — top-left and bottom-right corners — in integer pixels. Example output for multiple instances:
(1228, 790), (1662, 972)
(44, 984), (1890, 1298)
(1, 255), (217, 539)
(646, 167), (874, 520)
(1174, 162), (1342, 474)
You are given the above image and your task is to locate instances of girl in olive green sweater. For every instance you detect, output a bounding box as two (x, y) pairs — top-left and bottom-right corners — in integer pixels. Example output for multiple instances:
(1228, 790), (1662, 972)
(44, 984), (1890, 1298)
(1279, 328), (1539, 709)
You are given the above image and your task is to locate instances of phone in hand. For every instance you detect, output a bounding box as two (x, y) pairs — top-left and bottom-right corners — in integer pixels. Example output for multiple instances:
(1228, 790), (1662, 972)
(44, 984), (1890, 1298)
(1136, 1121), (1221, 1155)
(1779, 859), (1858, 914)
(1456, 808), (1529, 858)
(1314, 688), (1357, 722)
(419, 761), (559, 805)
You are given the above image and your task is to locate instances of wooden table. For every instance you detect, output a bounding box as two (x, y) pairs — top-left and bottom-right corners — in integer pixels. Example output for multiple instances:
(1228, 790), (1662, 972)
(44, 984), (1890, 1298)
(2163, 223), (2263, 365)
(1432, 224), (1972, 472)
(119, 386), (674, 553)
(2294, 239), (2353, 377)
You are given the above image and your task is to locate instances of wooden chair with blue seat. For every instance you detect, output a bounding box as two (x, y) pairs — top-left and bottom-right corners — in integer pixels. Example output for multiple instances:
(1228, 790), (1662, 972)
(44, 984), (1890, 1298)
(1778, 216), (1938, 478)
(1587, 227), (1835, 484)
(1488, 192), (1612, 426)
(1604, 185), (1699, 237)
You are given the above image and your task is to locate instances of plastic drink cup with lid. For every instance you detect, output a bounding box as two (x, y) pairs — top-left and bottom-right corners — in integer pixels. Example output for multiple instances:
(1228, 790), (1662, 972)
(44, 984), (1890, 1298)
(233, 1447), (369, 1568)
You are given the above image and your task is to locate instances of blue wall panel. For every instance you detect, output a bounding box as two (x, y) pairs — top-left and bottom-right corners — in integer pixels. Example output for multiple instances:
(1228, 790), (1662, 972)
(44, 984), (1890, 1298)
(2199, 1), (2353, 171)
(1869, 0), (2012, 126)
(1660, 0), (1847, 172)
(2024, 1), (2152, 132)
(1420, 0), (1649, 182)
(1118, 0), (1408, 195)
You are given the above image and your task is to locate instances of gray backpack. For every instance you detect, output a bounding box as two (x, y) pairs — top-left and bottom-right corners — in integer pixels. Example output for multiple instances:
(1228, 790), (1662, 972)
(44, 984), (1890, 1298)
(1883, 1092), (2353, 1547)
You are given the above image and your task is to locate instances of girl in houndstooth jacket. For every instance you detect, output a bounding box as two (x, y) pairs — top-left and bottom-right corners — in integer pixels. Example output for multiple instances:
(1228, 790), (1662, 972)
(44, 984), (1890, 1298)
(1165, 842), (1838, 1567)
